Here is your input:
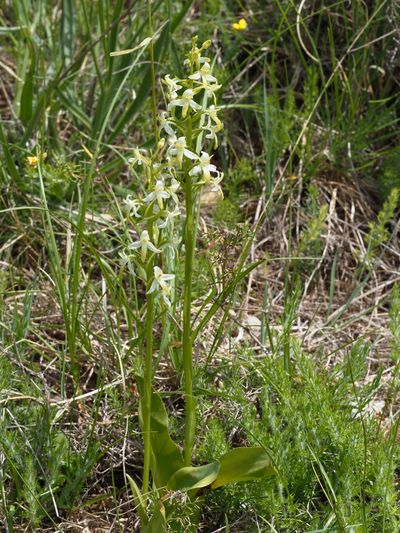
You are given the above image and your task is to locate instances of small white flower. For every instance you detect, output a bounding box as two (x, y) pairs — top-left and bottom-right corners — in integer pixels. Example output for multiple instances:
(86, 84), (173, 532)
(159, 111), (176, 137)
(148, 266), (175, 307)
(163, 75), (182, 100)
(156, 206), (181, 229)
(189, 62), (217, 84)
(144, 179), (170, 209)
(128, 230), (161, 263)
(119, 249), (130, 266)
(168, 89), (201, 118)
(189, 151), (219, 183)
(203, 123), (221, 149)
(209, 173), (224, 196)
(128, 147), (150, 167)
(201, 82), (222, 99)
(167, 136), (197, 168)
(202, 106), (223, 148)
(167, 178), (181, 204)
(204, 105), (223, 131)
(124, 195), (141, 217)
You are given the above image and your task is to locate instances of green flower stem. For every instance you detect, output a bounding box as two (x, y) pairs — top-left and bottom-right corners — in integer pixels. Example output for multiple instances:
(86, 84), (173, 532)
(183, 168), (196, 466)
(142, 170), (156, 499)
(142, 257), (155, 497)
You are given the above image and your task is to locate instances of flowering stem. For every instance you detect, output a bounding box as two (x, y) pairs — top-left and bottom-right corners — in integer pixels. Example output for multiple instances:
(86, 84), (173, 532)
(183, 167), (196, 466)
(142, 258), (155, 497)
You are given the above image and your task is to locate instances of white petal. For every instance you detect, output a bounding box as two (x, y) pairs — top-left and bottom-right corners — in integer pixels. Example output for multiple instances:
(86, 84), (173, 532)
(162, 294), (171, 307)
(184, 148), (198, 160)
(128, 242), (141, 249)
(189, 165), (201, 176)
(147, 242), (162, 253)
(154, 266), (163, 277)
(148, 279), (158, 294)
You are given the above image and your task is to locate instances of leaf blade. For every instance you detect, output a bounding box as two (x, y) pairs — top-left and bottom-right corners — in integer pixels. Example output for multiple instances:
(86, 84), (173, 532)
(167, 461), (220, 492)
(211, 448), (275, 489)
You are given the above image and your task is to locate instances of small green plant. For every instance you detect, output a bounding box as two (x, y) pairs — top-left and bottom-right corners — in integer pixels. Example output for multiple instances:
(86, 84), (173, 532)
(117, 37), (275, 530)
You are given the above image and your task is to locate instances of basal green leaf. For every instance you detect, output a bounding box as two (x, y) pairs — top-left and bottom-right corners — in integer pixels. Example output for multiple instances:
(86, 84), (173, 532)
(211, 448), (275, 489)
(167, 461), (220, 492)
(139, 389), (184, 489)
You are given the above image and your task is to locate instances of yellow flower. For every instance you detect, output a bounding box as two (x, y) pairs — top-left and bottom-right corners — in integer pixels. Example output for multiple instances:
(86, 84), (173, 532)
(232, 18), (247, 31)
(26, 156), (39, 167)
(26, 152), (47, 168)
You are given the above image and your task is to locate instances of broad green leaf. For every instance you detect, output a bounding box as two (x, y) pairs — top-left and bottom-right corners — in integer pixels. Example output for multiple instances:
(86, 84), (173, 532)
(126, 474), (148, 526)
(167, 461), (220, 492)
(137, 386), (184, 489)
(211, 448), (275, 489)
(149, 392), (184, 488)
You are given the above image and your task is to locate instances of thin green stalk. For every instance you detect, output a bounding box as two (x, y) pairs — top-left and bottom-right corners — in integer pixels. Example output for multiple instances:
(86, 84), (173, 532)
(183, 170), (196, 466)
(142, 268), (155, 497)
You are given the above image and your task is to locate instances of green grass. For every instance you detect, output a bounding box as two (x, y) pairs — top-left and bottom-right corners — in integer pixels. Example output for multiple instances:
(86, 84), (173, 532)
(1, 0), (399, 531)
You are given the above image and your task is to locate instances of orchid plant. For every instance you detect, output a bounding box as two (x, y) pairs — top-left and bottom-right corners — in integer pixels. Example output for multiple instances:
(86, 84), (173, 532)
(119, 37), (275, 531)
